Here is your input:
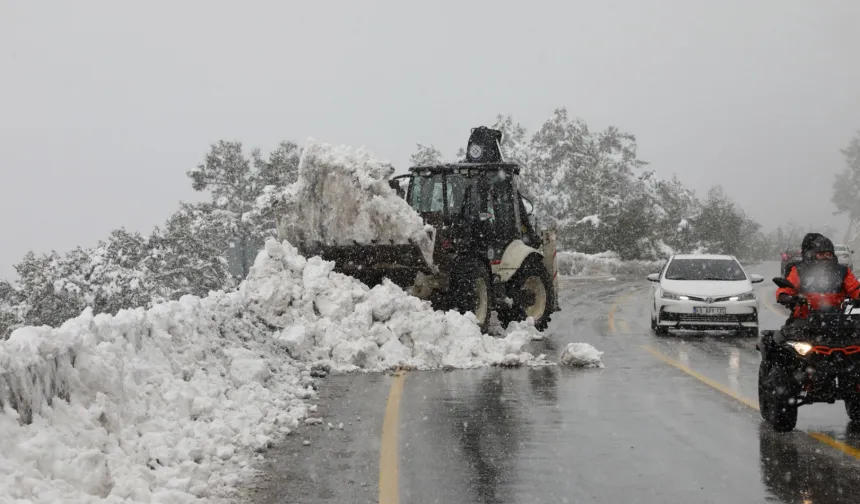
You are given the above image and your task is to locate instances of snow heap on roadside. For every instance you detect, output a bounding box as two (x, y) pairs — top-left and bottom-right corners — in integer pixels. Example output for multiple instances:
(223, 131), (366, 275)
(248, 239), (546, 371)
(557, 250), (663, 278)
(271, 139), (435, 267)
(0, 238), (547, 503)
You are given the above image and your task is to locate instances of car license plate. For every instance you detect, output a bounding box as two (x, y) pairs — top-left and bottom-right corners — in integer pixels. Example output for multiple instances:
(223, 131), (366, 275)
(693, 307), (726, 316)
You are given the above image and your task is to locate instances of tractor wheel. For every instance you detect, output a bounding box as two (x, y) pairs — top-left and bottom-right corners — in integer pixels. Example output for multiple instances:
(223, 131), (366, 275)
(501, 260), (555, 331)
(451, 259), (491, 333)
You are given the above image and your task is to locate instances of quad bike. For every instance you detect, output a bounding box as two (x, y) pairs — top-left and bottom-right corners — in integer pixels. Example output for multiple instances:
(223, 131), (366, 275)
(757, 276), (860, 432)
(278, 126), (560, 333)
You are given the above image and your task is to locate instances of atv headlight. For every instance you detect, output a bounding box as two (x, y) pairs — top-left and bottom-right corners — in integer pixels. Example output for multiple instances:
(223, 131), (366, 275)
(787, 341), (813, 356)
(729, 291), (756, 301)
(662, 290), (689, 301)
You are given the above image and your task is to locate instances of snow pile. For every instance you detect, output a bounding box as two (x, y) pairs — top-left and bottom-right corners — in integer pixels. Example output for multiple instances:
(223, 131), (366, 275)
(0, 238), (547, 503)
(560, 342), (604, 368)
(557, 251), (663, 277)
(247, 239), (547, 371)
(0, 296), (310, 503)
(271, 139), (435, 267)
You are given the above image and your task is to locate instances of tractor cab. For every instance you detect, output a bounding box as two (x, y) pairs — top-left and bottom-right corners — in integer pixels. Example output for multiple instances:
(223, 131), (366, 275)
(399, 128), (540, 263)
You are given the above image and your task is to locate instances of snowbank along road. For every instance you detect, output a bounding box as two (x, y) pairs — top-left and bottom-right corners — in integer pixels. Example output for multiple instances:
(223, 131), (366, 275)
(248, 261), (860, 504)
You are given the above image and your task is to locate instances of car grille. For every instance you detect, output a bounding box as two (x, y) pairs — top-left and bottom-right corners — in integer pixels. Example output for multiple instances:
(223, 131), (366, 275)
(660, 310), (757, 325)
(684, 295), (735, 303)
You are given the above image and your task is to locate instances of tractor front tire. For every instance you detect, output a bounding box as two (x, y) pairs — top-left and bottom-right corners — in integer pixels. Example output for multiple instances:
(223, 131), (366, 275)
(451, 259), (491, 333)
(500, 260), (555, 331)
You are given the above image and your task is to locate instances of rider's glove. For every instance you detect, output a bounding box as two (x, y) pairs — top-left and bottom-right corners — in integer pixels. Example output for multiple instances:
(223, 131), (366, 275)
(777, 293), (798, 306)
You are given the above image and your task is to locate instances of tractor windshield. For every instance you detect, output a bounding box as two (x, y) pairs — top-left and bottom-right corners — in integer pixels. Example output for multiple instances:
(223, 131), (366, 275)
(409, 172), (481, 217)
(410, 173), (445, 213)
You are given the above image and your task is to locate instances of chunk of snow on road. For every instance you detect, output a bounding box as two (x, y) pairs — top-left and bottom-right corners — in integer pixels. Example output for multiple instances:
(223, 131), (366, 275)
(0, 237), (547, 502)
(270, 138), (435, 267)
(560, 342), (605, 368)
(576, 214), (601, 227)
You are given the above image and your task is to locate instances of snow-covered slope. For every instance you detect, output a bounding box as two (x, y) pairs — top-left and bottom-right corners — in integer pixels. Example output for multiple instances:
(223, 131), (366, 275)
(0, 239), (547, 503)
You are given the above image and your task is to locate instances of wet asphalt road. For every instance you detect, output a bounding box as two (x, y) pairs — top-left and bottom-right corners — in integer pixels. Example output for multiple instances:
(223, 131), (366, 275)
(249, 262), (860, 504)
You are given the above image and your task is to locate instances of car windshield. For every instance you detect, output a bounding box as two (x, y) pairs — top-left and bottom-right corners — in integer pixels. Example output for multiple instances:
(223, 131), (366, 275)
(664, 258), (747, 281)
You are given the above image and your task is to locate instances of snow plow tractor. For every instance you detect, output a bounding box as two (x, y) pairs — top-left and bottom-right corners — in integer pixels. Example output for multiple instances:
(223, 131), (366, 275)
(293, 127), (560, 333)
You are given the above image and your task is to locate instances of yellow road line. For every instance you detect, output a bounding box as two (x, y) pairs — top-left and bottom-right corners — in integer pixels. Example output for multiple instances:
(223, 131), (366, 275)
(379, 371), (406, 504)
(643, 345), (860, 461)
(808, 432), (860, 459)
(643, 346), (759, 409)
(608, 289), (639, 333)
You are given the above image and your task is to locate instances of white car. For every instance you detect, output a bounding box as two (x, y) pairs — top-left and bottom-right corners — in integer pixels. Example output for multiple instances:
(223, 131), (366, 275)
(647, 254), (764, 336)
(834, 244), (854, 269)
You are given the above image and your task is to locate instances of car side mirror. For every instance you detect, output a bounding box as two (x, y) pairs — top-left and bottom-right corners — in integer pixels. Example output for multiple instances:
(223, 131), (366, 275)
(647, 273), (660, 282)
(750, 274), (764, 284)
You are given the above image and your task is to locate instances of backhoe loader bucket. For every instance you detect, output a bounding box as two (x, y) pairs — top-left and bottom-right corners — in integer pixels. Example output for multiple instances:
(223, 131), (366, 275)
(300, 239), (436, 289)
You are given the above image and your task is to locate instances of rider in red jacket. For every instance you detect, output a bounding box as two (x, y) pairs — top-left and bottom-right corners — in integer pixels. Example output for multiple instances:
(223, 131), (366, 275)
(777, 235), (860, 318)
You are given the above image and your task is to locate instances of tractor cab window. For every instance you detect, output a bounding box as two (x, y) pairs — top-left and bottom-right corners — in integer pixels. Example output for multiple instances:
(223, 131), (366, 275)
(446, 174), (479, 216)
(487, 172), (517, 239)
(410, 174), (444, 213)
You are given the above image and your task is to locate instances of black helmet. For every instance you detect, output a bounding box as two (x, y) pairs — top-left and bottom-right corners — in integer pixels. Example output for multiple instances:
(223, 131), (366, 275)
(801, 232), (823, 254)
(805, 235), (836, 262)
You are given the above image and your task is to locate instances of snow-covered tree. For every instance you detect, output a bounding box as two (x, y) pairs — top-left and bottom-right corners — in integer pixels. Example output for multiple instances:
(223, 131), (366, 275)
(188, 140), (298, 278)
(149, 203), (236, 299)
(833, 131), (860, 220)
(409, 144), (444, 166)
(522, 108), (651, 252)
(253, 140), (301, 189)
(650, 175), (700, 253)
(491, 114), (531, 165)
(0, 279), (24, 339)
(691, 186), (750, 256)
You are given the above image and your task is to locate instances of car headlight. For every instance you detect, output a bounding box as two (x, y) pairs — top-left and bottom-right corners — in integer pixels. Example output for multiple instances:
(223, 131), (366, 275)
(787, 341), (813, 356)
(662, 290), (689, 301)
(729, 291), (756, 301)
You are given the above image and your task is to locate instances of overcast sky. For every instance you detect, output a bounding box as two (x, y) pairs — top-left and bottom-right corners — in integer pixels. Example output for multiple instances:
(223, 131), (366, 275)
(1, 0), (858, 279)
